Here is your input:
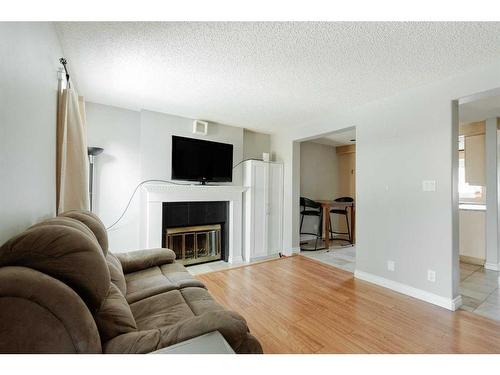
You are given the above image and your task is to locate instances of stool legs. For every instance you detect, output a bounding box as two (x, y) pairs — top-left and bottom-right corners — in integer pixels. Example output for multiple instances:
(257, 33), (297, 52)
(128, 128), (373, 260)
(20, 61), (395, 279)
(345, 212), (352, 243)
(329, 210), (352, 244)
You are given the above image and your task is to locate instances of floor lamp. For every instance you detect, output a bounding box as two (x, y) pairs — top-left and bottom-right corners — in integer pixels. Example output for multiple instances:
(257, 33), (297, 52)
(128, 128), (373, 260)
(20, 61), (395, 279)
(88, 147), (104, 212)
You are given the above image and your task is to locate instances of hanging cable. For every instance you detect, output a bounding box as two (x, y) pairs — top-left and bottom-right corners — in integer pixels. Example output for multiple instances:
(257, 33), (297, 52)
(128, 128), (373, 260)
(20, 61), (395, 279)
(106, 179), (190, 230)
(106, 158), (274, 231)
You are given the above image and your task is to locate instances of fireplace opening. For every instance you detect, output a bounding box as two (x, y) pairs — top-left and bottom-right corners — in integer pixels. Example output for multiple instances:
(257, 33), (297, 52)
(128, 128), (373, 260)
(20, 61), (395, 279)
(162, 201), (229, 266)
(166, 224), (221, 265)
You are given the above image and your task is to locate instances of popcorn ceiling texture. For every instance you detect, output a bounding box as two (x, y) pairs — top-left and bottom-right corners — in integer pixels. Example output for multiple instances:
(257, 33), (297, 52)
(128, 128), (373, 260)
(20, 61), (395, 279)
(56, 22), (500, 133)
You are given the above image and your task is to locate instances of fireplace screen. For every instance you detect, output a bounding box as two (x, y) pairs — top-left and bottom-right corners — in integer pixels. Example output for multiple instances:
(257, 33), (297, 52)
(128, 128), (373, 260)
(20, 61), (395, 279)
(166, 224), (221, 265)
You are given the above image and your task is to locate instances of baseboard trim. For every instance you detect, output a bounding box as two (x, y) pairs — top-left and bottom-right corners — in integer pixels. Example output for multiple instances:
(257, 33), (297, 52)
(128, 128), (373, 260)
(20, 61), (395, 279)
(228, 255), (243, 265)
(484, 262), (500, 271)
(460, 255), (485, 266)
(354, 270), (462, 311)
(291, 246), (301, 254)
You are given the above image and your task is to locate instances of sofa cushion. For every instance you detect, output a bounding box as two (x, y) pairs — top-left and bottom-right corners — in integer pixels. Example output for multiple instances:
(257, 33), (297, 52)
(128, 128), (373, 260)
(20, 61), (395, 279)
(30, 217), (99, 245)
(129, 287), (225, 331)
(124, 267), (178, 304)
(130, 289), (195, 330)
(95, 283), (137, 342)
(124, 264), (205, 304)
(180, 287), (225, 316)
(115, 248), (176, 273)
(0, 225), (110, 312)
(60, 210), (109, 256)
(104, 310), (255, 354)
(159, 262), (206, 288)
(106, 253), (127, 295)
(0, 266), (102, 353)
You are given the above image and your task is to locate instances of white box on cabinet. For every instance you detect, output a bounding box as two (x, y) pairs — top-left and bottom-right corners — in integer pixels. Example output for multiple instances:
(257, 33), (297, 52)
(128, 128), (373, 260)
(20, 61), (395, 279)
(242, 160), (284, 262)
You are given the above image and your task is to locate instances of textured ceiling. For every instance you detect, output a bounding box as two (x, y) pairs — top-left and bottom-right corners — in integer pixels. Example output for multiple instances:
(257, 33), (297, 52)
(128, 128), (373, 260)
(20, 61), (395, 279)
(312, 128), (356, 147)
(55, 22), (500, 133)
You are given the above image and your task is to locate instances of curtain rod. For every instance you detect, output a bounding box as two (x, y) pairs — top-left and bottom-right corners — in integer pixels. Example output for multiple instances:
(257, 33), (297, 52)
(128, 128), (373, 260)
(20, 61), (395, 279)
(59, 57), (71, 88)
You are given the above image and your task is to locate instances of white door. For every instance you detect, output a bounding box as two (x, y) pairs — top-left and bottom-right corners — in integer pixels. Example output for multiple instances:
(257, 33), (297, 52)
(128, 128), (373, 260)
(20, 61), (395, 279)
(267, 163), (283, 255)
(252, 162), (268, 258)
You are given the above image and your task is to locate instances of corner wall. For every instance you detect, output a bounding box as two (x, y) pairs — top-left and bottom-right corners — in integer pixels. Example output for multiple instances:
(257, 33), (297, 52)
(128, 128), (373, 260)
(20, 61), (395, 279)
(86, 102), (142, 252)
(0, 23), (64, 245)
(300, 141), (340, 235)
(86, 105), (269, 252)
(243, 129), (271, 160)
(275, 57), (500, 307)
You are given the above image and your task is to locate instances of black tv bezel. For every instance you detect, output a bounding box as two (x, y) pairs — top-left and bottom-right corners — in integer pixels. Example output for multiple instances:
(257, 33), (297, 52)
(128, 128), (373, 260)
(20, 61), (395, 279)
(171, 135), (233, 184)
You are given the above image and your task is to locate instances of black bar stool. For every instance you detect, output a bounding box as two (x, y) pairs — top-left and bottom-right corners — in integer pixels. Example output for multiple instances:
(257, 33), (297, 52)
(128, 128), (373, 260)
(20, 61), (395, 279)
(299, 197), (324, 251)
(328, 197), (353, 244)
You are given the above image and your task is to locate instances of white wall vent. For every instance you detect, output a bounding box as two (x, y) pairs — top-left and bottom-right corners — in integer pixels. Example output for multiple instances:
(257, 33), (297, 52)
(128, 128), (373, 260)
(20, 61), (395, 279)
(192, 120), (208, 135)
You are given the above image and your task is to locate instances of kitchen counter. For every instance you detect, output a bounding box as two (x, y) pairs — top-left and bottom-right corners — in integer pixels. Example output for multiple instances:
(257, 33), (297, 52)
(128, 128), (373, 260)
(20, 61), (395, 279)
(459, 206), (485, 263)
(459, 203), (486, 211)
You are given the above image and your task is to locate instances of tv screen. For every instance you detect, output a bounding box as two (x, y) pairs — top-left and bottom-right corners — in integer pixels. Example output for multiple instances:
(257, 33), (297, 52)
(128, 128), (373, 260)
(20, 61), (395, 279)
(171, 136), (233, 183)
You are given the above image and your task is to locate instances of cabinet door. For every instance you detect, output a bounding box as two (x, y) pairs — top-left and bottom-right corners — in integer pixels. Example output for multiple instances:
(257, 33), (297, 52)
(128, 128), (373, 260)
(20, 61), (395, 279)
(464, 134), (485, 186)
(267, 163), (283, 255)
(252, 162), (268, 258)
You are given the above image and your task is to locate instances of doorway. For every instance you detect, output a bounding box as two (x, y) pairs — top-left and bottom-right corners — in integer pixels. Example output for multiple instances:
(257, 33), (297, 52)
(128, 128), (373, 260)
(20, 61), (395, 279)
(298, 127), (356, 273)
(457, 91), (500, 319)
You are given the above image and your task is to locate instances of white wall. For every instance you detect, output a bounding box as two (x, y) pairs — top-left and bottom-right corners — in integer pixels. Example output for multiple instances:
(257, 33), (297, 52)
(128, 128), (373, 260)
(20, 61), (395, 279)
(275, 57), (500, 306)
(86, 102), (141, 252)
(0, 23), (63, 245)
(139, 110), (244, 185)
(243, 129), (270, 160)
(86, 106), (259, 252)
(300, 141), (339, 200)
(300, 141), (339, 236)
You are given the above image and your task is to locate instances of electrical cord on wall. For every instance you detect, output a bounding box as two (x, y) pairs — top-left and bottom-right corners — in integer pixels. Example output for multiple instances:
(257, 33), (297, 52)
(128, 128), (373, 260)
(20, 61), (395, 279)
(106, 179), (190, 230)
(105, 158), (271, 231)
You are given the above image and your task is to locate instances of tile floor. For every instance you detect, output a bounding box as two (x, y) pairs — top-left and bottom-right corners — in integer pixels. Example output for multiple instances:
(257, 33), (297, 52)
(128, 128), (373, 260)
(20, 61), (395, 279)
(459, 262), (500, 320)
(299, 239), (356, 273)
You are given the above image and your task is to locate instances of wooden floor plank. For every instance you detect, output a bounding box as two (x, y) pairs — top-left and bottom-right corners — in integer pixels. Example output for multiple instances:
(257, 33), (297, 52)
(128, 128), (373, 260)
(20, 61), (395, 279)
(197, 255), (500, 353)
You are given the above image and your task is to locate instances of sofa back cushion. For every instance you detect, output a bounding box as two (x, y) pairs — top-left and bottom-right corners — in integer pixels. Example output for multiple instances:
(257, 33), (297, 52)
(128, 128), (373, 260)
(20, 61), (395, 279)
(30, 217), (99, 244)
(60, 210), (109, 255)
(0, 224), (110, 312)
(0, 266), (102, 353)
(106, 252), (127, 295)
(94, 283), (137, 342)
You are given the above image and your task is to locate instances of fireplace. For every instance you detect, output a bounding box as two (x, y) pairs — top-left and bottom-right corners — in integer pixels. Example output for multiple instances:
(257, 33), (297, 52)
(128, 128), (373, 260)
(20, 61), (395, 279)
(162, 201), (229, 266)
(166, 224), (221, 265)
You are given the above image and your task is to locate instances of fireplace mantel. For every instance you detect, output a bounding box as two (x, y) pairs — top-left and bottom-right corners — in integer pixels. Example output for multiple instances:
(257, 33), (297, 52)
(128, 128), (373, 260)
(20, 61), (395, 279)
(140, 183), (247, 264)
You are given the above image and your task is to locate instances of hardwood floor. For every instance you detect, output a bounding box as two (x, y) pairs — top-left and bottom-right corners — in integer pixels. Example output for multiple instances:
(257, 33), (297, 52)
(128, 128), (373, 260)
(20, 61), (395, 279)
(197, 255), (500, 353)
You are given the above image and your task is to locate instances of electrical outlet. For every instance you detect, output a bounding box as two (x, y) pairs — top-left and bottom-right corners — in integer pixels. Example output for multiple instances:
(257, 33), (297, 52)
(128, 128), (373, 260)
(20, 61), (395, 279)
(387, 260), (395, 272)
(422, 180), (437, 192)
(427, 270), (436, 282)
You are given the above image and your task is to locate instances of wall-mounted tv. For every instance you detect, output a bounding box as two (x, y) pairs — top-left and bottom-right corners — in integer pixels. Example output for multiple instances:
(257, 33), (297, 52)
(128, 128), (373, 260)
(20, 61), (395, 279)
(171, 135), (233, 184)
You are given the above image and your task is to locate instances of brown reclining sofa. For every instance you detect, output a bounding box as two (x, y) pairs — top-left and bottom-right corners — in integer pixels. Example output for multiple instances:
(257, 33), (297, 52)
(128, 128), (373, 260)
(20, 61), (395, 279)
(0, 210), (262, 354)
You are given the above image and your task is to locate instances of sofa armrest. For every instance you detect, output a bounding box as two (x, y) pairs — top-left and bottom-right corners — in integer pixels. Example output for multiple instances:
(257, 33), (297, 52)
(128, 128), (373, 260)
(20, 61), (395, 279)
(104, 310), (260, 354)
(115, 248), (176, 274)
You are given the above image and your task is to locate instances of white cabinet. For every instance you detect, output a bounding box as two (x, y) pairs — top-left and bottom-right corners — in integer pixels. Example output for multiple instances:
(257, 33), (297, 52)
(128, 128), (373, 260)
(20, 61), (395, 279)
(242, 160), (283, 262)
(464, 134), (485, 186)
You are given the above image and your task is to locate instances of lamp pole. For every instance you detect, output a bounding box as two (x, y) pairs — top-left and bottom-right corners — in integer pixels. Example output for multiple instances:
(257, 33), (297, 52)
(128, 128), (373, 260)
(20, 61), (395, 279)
(87, 147), (104, 212)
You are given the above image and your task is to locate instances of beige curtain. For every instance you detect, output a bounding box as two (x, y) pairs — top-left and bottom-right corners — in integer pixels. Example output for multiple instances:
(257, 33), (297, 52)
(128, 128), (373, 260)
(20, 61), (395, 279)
(56, 88), (90, 213)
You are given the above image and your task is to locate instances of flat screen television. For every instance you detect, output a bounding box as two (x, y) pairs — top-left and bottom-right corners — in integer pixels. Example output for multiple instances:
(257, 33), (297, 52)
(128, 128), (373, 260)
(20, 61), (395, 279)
(171, 135), (233, 184)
